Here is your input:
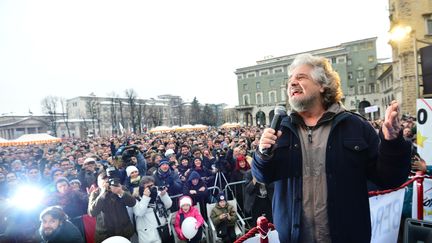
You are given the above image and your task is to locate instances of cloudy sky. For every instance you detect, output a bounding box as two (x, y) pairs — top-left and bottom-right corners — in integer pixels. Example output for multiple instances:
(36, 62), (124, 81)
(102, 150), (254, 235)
(0, 0), (391, 115)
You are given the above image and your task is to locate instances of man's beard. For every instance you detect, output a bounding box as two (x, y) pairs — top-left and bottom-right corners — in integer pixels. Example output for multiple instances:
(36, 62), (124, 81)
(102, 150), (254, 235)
(288, 93), (318, 112)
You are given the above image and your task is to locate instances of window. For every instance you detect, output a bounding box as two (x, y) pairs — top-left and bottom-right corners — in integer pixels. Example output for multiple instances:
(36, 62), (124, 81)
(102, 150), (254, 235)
(368, 55), (374, 62)
(281, 87), (286, 101)
(268, 91), (277, 103)
(357, 70), (364, 78)
(273, 68), (283, 73)
(427, 19), (432, 35)
(247, 72), (256, 78)
(349, 86), (355, 95)
(73, 102), (77, 107)
(347, 59), (352, 66)
(243, 84), (248, 91)
(237, 74), (243, 80)
(369, 84), (375, 93)
(256, 93), (263, 105)
(331, 57), (337, 64)
(337, 56), (346, 63)
(242, 94), (250, 105)
(256, 82), (261, 90)
(348, 72), (353, 80)
(369, 69), (375, 78)
(269, 80), (274, 87)
(359, 85), (365, 94)
(260, 70), (269, 76)
(367, 42), (374, 49)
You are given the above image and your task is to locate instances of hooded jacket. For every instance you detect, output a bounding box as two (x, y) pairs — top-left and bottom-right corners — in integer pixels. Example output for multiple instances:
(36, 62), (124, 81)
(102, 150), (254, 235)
(252, 110), (411, 243)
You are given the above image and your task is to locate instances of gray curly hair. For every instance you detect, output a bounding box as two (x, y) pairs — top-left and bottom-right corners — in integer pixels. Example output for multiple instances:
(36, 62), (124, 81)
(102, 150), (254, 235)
(287, 53), (343, 108)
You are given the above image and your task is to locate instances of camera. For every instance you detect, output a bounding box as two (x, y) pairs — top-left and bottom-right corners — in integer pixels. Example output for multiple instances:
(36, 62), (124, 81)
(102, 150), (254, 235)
(106, 166), (121, 187)
(122, 144), (140, 165)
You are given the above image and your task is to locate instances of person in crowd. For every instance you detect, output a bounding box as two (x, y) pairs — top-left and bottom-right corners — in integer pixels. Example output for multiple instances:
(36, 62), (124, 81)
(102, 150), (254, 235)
(153, 159), (183, 197)
(39, 205), (84, 243)
(78, 157), (98, 191)
(88, 171), (137, 243)
(177, 144), (192, 161)
(174, 196), (204, 243)
(147, 153), (163, 176)
(230, 154), (251, 213)
(69, 179), (82, 192)
(46, 177), (88, 219)
(125, 165), (141, 198)
(210, 193), (237, 243)
(26, 166), (45, 186)
(191, 157), (215, 186)
(133, 176), (172, 243)
(183, 171), (209, 219)
(178, 156), (192, 183)
(244, 170), (273, 227)
(253, 53), (411, 243)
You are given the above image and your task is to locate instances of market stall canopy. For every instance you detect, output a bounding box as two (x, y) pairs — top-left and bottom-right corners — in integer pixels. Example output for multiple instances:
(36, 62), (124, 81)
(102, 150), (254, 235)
(148, 126), (173, 133)
(220, 122), (241, 128)
(0, 133), (61, 146)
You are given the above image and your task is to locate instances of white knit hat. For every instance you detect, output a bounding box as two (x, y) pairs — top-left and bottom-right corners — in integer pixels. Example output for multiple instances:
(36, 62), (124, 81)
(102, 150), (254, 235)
(126, 165), (138, 177)
(179, 196), (192, 207)
(164, 149), (175, 158)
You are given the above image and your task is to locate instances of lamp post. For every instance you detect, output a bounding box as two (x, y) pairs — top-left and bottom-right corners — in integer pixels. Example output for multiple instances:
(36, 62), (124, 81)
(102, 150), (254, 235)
(390, 26), (432, 99)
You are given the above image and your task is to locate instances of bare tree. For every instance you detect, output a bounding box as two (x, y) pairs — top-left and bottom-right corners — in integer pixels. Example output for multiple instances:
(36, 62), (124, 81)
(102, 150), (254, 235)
(147, 105), (163, 127)
(118, 97), (125, 134)
(86, 93), (99, 137)
(125, 89), (138, 133)
(41, 96), (59, 136)
(137, 102), (147, 134)
(108, 92), (118, 136)
(59, 98), (71, 137)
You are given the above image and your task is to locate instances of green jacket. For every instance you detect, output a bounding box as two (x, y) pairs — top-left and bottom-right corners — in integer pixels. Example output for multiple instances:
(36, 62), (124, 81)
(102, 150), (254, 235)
(210, 203), (237, 227)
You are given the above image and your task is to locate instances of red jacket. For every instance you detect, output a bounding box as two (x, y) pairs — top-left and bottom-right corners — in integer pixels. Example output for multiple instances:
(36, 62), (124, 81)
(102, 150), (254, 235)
(174, 206), (204, 240)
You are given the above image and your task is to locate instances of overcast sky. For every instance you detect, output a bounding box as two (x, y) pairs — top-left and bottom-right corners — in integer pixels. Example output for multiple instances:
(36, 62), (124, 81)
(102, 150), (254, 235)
(0, 0), (391, 115)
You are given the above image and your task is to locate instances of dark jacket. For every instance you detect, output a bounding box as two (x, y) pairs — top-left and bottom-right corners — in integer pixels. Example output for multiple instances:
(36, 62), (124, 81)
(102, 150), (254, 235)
(88, 188), (137, 243)
(40, 220), (84, 243)
(244, 170), (273, 215)
(183, 171), (209, 205)
(252, 111), (411, 243)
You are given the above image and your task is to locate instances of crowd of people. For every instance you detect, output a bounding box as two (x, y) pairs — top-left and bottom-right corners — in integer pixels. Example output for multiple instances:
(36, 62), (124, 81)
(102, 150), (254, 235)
(0, 126), (274, 243)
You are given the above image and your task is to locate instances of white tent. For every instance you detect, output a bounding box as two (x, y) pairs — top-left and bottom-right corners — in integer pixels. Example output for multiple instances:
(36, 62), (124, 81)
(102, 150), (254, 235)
(148, 126), (173, 133)
(0, 133), (61, 146)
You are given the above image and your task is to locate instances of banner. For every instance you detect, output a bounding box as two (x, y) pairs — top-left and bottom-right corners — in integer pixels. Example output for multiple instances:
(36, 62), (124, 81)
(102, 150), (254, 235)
(412, 178), (432, 220)
(417, 99), (432, 164)
(369, 189), (405, 243)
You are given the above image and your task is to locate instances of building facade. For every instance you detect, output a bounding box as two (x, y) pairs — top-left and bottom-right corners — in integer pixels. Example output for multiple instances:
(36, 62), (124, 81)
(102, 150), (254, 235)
(388, 0), (432, 115)
(235, 37), (383, 126)
(0, 115), (52, 140)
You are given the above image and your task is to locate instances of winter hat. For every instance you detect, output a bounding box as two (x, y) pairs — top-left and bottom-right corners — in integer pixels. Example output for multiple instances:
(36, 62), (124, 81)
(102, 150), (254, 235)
(159, 159), (170, 167)
(51, 168), (64, 179)
(55, 177), (69, 186)
(69, 179), (82, 186)
(217, 193), (226, 203)
(188, 171), (201, 182)
(179, 196), (192, 207)
(126, 165), (139, 177)
(164, 149), (175, 158)
(236, 155), (246, 162)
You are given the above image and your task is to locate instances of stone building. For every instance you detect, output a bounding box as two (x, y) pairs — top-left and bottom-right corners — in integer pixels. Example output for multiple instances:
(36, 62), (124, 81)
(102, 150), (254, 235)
(388, 0), (432, 115)
(235, 37), (385, 126)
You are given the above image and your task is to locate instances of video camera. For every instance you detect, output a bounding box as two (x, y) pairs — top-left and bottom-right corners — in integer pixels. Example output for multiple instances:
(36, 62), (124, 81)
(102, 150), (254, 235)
(122, 144), (140, 165)
(106, 166), (121, 187)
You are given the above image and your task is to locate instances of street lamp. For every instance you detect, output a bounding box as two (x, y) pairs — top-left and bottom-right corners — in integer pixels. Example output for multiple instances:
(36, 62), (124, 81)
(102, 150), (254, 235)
(390, 25), (432, 98)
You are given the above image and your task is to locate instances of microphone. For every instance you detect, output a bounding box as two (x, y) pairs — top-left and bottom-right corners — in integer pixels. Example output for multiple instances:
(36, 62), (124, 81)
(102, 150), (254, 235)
(261, 106), (287, 156)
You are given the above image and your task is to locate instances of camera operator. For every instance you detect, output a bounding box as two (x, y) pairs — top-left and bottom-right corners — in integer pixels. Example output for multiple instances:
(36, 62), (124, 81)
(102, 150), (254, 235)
(121, 144), (147, 176)
(88, 170), (137, 243)
(154, 159), (183, 209)
(133, 176), (172, 243)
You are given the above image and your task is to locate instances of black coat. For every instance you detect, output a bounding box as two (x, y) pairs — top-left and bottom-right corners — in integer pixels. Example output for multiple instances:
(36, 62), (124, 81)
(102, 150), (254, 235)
(40, 220), (84, 243)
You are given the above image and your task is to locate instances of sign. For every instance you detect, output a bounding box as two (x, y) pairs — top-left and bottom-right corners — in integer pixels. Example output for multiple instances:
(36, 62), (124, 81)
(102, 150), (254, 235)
(365, 105), (379, 114)
(417, 99), (432, 164)
(369, 189), (405, 243)
(412, 178), (432, 220)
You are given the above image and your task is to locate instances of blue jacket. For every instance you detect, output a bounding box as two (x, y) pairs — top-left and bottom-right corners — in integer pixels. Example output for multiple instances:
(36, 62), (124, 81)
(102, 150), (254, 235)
(252, 111), (411, 243)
